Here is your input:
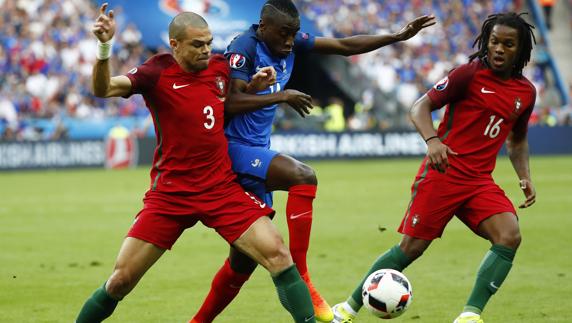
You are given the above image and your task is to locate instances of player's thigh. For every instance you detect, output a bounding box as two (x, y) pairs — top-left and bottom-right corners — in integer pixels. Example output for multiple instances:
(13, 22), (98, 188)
(228, 143), (277, 203)
(199, 182), (275, 244)
(457, 184), (519, 242)
(266, 154), (317, 190)
(113, 237), (166, 281)
(477, 212), (520, 247)
(228, 143), (278, 181)
(232, 216), (292, 274)
(398, 171), (470, 240)
(128, 192), (200, 250)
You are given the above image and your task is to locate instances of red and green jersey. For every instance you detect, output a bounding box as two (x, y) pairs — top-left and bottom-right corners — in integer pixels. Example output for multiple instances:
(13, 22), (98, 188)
(125, 54), (236, 193)
(426, 59), (536, 182)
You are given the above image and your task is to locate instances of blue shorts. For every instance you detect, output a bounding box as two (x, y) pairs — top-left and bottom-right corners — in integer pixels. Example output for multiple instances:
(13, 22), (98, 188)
(228, 142), (279, 206)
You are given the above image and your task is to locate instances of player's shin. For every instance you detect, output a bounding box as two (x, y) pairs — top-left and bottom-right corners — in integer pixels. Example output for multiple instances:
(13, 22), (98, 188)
(76, 282), (119, 323)
(272, 265), (316, 323)
(464, 244), (515, 314)
(191, 259), (252, 323)
(348, 245), (412, 311)
(286, 184), (317, 275)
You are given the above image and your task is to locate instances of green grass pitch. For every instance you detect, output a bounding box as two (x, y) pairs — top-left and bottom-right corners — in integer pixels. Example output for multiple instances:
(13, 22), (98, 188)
(1, 156), (571, 322)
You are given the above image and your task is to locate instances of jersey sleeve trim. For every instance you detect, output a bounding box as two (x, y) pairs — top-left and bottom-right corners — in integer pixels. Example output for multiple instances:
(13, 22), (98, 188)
(293, 31), (315, 53)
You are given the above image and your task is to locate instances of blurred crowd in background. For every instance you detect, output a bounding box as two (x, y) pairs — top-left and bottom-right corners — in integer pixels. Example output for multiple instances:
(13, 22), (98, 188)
(1, 0), (571, 141)
(291, 0), (572, 131)
(0, 0), (159, 140)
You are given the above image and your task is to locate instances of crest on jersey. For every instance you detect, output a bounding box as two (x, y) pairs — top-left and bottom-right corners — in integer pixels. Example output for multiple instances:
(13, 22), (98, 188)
(300, 32), (309, 40)
(411, 214), (420, 228)
(229, 53), (246, 69)
(514, 97), (522, 113)
(509, 97), (522, 120)
(434, 76), (449, 91)
(215, 76), (226, 97)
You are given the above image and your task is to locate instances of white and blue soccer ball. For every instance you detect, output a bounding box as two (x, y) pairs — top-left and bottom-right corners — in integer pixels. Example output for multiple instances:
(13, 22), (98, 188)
(362, 269), (413, 319)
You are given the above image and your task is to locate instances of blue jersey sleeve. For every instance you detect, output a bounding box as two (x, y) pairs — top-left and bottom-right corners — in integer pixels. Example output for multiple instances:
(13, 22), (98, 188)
(224, 31), (257, 82)
(293, 31), (315, 54)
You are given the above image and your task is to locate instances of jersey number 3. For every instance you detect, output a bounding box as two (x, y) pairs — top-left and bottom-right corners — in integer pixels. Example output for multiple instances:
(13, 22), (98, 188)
(203, 106), (215, 129)
(484, 115), (503, 138)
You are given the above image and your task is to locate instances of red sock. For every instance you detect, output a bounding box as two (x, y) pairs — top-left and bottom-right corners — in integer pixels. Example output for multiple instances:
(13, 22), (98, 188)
(191, 259), (250, 323)
(286, 184), (317, 276)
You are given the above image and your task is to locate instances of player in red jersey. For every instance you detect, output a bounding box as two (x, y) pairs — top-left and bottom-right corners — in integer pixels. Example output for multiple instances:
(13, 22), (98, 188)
(76, 4), (316, 323)
(332, 13), (537, 323)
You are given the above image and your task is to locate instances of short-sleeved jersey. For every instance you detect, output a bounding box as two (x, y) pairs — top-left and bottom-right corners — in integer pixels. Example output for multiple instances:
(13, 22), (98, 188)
(125, 53), (236, 193)
(224, 24), (315, 147)
(426, 59), (536, 182)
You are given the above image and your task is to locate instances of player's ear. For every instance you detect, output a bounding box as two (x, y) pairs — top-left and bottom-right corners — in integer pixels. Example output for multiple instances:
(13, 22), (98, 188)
(169, 38), (178, 50)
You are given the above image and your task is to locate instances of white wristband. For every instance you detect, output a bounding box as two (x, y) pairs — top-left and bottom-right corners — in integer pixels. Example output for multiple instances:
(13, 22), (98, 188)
(96, 39), (113, 60)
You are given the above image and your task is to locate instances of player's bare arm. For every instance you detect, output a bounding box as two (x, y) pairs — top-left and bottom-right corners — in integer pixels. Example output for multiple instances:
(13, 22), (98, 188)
(506, 114), (536, 209)
(91, 3), (132, 98)
(225, 78), (313, 117)
(312, 15), (436, 56)
(410, 94), (457, 173)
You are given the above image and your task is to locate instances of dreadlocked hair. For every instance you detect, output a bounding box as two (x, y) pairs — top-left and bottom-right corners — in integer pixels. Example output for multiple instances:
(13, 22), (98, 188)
(469, 12), (536, 76)
(261, 0), (299, 19)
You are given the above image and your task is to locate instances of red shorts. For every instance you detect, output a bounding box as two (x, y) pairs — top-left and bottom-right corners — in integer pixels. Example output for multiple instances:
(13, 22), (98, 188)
(398, 161), (516, 240)
(127, 182), (274, 249)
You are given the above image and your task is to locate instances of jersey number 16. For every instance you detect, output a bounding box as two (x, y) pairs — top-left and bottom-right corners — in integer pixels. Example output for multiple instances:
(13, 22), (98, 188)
(484, 115), (503, 138)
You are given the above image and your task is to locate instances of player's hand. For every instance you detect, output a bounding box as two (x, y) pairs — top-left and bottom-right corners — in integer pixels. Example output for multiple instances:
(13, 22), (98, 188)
(282, 89), (313, 118)
(93, 3), (116, 42)
(247, 66), (277, 93)
(426, 138), (457, 173)
(395, 15), (436, 41)
(518, 179), (536, 208)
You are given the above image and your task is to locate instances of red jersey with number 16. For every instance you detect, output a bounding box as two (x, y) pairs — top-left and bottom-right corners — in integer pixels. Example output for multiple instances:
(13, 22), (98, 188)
(426, 59), (536, 182)
(125, 54), (236, 193)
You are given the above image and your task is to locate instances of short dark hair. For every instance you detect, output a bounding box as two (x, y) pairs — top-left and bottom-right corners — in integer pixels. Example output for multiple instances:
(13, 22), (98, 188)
(260, 0), (299, 20)
(469, 12), (536, 76)
(168, 12), (208, 40)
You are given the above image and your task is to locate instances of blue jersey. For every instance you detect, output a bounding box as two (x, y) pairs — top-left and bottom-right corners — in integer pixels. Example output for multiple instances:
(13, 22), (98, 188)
(224, 24), (315, 147)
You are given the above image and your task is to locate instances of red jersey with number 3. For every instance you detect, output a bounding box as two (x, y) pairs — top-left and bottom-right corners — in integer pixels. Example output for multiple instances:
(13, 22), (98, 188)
(426, 59), (536, 182)
(125, 54), (235, 193)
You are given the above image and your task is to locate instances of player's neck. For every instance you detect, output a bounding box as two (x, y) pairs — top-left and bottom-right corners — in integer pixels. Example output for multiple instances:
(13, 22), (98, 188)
(174, 56), (201, 74)
(492, 69), (512, 80)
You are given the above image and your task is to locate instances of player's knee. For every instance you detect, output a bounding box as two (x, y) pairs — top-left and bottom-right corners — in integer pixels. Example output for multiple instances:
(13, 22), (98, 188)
(402, 246), (425, 261)
(497, 231), (522, 250)
(106, 270), (135, 299)
(399, 240), (429, 261)
(261, 241), (292, 274)
(291, 163), (317, 185)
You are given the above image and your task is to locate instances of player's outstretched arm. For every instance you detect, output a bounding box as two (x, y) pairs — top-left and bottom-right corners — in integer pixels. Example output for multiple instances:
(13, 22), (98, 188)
(312, 15), (436, 56)
(410, 94), (456, 173)
(506, 126), (536, 209)
(92, 3), (132, 98)
(225, 79), (313, 117)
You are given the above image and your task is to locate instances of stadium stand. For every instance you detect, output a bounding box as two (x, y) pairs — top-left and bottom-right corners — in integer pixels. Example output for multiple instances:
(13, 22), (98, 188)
(0, 0), (154, 140)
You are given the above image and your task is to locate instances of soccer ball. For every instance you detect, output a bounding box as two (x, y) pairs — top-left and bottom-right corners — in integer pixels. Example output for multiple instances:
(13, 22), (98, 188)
(362, 269), (413, 319)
